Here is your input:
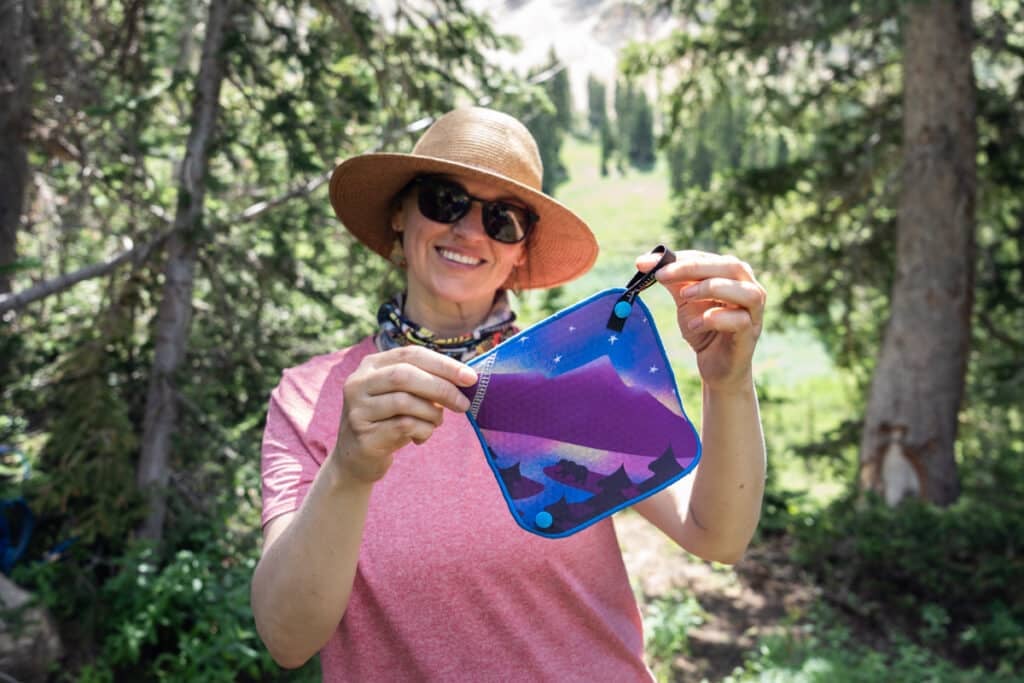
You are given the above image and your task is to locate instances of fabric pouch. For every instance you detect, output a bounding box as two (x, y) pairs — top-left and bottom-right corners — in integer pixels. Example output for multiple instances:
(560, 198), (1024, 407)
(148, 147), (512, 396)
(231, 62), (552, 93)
(460, 246), (702, 538)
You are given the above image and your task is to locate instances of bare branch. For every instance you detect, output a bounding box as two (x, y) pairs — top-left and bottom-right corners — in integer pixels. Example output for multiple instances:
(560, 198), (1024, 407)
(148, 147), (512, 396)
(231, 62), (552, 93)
(236, 169), (332, 222)
(0, 166), (334, 316)
(0, 227), (174, 316)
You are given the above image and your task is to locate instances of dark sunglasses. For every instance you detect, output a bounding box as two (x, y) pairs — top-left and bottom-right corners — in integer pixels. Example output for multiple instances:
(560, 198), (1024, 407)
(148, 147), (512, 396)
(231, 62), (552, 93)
(411, 176), (537, 244)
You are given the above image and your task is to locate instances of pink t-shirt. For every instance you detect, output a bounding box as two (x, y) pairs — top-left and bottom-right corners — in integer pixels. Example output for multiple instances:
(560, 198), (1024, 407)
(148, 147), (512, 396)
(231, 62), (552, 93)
(261, 337), (654, 682)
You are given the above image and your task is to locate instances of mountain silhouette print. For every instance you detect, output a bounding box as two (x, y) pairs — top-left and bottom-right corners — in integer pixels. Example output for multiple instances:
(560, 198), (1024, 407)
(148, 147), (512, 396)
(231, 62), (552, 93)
(465, 356), (698, 465)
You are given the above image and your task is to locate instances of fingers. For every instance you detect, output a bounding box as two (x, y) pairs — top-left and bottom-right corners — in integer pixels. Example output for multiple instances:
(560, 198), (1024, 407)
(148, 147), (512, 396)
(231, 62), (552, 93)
(336, 346), (481, 482)
(375, 345), (478, 387)
(374, 415), (438, 446)
(363, 346), (477, 414)
(363, 362), (471, 414)
(689, 306), (757, 334)
(636, 249), (765, 324)
(680, 278), (766, 327)
(653, 253), (758, 285)
(359, 391), (446, 427)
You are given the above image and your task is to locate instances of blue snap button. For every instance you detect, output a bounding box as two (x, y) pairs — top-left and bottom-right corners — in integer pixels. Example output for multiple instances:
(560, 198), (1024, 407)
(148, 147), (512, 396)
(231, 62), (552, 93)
(613, 301), (632, 319)
(535, 511), (553, 529)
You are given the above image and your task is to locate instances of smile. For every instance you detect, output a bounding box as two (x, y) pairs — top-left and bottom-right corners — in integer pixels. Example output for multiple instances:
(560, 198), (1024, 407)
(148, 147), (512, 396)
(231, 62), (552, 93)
(437, 248), (484, 266)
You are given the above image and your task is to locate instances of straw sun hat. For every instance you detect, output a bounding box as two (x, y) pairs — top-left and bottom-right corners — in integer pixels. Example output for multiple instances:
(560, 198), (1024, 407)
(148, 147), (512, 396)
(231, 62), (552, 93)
(329, 107), (598, 290)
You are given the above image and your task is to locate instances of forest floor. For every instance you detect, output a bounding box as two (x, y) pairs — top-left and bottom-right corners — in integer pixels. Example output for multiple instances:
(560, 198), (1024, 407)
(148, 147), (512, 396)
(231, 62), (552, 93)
(616, 512), (821, 682)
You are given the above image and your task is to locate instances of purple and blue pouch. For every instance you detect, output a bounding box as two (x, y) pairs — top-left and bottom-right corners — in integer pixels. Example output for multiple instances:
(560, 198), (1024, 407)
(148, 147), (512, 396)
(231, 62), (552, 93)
(460, 246), (702, 538)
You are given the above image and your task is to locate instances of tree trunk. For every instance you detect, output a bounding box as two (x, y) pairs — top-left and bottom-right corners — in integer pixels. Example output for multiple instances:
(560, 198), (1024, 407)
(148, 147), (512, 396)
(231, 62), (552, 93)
(0, 0), (33, 296)
(859, 0), (976, 507)
(137, 0), (236, 541)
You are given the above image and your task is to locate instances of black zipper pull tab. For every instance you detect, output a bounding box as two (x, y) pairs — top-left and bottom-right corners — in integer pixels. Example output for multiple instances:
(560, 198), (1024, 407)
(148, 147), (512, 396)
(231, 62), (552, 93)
(607, 245), (676, 332)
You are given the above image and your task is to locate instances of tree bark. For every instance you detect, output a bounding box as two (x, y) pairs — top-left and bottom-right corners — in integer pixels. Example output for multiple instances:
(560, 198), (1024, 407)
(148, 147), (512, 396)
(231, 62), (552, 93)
(0, 0), (33, 296)
(859, 0), (976, 507)
(137, 0), (236, 541)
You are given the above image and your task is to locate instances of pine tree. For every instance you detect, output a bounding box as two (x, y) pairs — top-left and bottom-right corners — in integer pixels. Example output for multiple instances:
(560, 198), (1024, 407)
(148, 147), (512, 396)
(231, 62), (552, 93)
(545, 47), (572, 132)
(667, 137), (688, 194)
(587, 74), (607, 133)
(691, 140), (713, 190)
(628, 90), (656, 169)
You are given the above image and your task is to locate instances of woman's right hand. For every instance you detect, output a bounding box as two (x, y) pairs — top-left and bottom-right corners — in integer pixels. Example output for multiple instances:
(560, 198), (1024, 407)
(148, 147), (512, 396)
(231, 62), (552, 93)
(333, 346), (478, 484)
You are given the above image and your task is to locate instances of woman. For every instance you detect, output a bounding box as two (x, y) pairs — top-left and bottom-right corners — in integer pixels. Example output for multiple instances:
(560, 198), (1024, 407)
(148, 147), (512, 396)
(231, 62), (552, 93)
(252, 107), (766, 681)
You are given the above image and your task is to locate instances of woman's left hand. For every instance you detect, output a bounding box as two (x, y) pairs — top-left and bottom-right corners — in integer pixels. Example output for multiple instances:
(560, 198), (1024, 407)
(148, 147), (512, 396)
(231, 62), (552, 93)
(637, 250), (766, 393)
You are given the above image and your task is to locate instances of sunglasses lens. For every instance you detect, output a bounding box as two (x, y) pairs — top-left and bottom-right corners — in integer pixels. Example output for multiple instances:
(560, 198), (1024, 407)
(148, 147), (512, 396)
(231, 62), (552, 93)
(482, 203), (531, 244)
(415, 176), (534, 244)
(418, 178), (471, 223)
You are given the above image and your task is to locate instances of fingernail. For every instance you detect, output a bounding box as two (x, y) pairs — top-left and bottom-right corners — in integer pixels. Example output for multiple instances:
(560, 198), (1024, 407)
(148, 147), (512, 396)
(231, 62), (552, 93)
(459, 367), (478, 385)
(681, 284), (698, 299)
(687, 316), (704, 330)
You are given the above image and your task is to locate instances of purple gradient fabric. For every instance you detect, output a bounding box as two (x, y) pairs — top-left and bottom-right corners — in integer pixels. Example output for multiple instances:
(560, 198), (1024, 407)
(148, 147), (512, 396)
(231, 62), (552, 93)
(461, 288), (702, 538)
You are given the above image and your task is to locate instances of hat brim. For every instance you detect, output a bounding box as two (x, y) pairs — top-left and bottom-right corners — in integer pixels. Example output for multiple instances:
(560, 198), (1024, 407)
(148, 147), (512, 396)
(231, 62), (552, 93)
(329, 153), (598, 290)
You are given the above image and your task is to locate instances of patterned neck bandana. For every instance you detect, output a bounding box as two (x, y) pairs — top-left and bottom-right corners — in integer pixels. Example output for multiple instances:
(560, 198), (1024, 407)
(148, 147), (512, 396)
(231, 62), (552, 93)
(374, 291), (519, 362)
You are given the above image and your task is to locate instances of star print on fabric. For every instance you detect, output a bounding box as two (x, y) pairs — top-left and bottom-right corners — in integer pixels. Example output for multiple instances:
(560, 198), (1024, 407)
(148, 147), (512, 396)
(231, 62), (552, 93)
(459, 287), (702, 539)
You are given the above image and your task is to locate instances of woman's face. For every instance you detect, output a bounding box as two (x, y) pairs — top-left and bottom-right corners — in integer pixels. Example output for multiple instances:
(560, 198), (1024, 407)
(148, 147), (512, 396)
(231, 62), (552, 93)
(394, 173), (528, 311)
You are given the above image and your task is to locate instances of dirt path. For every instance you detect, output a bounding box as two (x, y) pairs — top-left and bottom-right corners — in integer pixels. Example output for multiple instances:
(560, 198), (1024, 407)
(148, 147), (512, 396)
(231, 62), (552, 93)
(615, 512), (820, 682)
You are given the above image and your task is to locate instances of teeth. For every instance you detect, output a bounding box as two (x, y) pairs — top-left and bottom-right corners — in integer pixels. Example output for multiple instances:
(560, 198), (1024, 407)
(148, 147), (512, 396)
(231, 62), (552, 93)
(439, 248), (482, 266)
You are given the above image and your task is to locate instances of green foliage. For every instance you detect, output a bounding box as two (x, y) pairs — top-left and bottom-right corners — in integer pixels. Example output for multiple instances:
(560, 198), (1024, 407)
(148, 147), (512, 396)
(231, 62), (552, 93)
(629, 0), (1024, 388)
(628, 91), (656, 170)
(586, 75), (616, 177)
(644, 592), (706, 680)
(587, 74), (608, 133)
(16, 529), (319, 682)
(791, 447), (1024, 671)
(3, 0), (1021, 679)
(612, 78), (657, 172)
(26, 278), (147, 545)
(545, 47), (573, 131)
(94, 544), (262, 680)
(725, 605), (1021, 683)
(508, 52), (573, 195)
(599, 119), (615, 178)
(1, 0), (542, 674)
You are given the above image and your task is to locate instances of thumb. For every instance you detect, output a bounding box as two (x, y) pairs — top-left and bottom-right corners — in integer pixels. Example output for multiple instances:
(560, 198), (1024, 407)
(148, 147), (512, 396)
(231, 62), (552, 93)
(634, 252), (663, 273)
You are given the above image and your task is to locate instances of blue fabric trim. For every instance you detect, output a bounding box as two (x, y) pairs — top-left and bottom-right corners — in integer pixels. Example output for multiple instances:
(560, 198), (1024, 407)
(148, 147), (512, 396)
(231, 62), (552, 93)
(0, 498), (35, 575)
(464, 288), (703, 539)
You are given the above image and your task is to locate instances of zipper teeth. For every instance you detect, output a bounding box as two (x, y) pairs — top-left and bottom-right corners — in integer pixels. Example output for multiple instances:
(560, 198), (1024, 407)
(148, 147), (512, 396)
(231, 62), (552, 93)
(469, 352), (498, 419)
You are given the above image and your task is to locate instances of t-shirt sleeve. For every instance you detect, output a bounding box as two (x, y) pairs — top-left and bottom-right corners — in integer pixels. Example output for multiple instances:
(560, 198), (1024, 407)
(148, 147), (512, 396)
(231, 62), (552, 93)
(260, 371), (324, 528)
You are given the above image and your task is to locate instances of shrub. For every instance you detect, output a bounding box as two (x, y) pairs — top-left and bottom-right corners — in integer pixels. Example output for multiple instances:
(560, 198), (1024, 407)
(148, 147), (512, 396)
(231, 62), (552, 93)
(15, 529), (317, 681)
(791, 460), (1024, 672)
(725, 605), (1017, 683)
(644, 591), (706, 680)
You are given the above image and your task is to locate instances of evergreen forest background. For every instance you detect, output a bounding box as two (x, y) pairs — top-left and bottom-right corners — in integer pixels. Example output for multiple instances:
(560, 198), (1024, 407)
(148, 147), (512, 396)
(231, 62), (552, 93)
(0, 0), (1021, 681)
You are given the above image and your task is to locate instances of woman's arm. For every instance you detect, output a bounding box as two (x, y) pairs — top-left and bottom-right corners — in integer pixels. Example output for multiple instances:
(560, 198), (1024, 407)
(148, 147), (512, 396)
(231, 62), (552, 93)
(631, 250), (767, 564)
(251, 346), (477, 668)
(633, 379), (765, 564)
(251, 467), (373, 668)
